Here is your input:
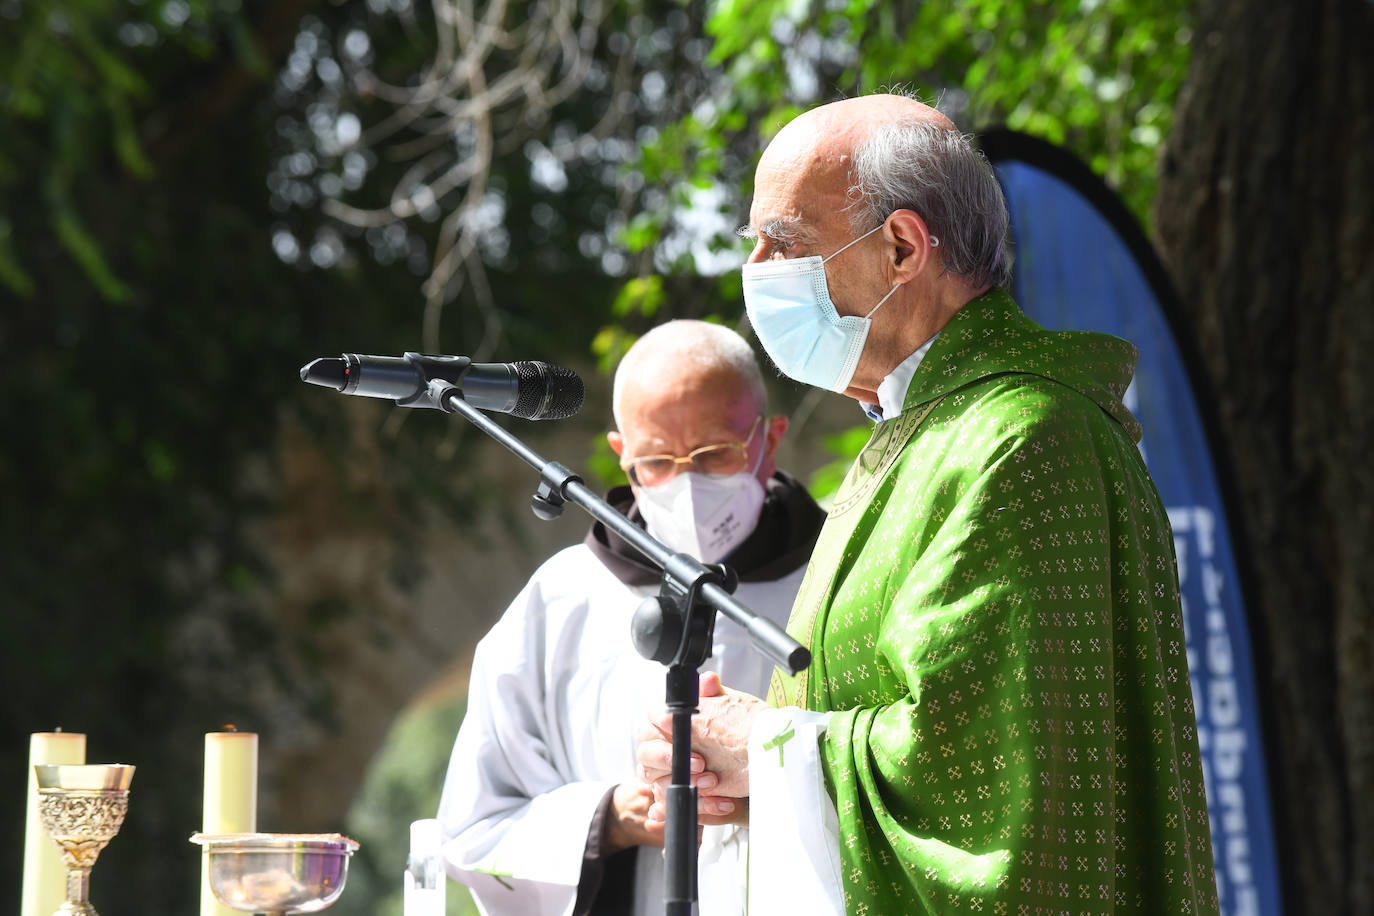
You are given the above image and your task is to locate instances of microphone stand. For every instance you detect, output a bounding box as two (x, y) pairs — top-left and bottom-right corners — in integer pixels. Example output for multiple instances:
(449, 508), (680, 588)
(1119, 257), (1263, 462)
(418, 379), (810, 916)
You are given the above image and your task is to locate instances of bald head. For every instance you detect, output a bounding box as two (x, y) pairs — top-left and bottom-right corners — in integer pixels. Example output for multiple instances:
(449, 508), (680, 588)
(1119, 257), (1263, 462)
(608, 320), (784, 491)
(759, 95), (951, 197)
(772, 94), (955, 159)
(612, 320), (766, 429)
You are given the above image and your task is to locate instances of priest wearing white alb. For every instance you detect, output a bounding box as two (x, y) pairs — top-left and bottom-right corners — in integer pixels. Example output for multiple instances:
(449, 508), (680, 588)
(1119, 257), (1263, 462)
(436, 319), (826, 915)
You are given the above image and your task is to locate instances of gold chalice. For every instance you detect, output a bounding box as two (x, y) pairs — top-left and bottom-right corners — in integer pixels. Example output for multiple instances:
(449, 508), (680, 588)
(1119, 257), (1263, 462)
(34, 764), (136, 916)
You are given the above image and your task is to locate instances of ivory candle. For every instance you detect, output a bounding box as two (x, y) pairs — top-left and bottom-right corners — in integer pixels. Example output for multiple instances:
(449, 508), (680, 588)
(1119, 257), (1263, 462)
(21, 730), (86, 916)
(200, 727), (258, 916)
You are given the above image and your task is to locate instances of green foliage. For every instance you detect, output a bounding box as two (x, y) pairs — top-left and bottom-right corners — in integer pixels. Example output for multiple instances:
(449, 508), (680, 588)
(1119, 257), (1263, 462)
(0, 2), (522, 909)
(0, 215), (35, 295)
(592, 275), (667, 371)
(52, 207), (133, 301)
(806, 423), (872, 504)
(612, 275), (667, 319)
(592, 322), (639, 374)
(616, 0), (1192, 288)
(0, 0), (263, 299)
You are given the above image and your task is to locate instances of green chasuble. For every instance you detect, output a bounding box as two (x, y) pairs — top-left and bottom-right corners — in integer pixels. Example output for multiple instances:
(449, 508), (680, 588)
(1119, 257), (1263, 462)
(769, 290), (1219, 915)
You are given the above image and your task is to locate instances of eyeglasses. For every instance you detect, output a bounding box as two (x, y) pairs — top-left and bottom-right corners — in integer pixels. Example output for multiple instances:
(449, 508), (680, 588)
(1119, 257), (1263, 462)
(622, 415), (764, 488)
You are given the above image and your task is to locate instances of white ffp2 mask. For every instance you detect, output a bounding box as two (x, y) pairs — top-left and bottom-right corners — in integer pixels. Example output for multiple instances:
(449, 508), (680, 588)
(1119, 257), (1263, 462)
(637, 470), (766, 563)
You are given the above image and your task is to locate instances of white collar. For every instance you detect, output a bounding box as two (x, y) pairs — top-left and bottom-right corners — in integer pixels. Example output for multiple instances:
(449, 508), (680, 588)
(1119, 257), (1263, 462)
(860, 333), (940, 422)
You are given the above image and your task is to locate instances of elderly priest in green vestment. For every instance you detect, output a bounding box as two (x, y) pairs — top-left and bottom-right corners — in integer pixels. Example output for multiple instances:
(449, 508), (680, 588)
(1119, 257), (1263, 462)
(636, 93), (1221, 916)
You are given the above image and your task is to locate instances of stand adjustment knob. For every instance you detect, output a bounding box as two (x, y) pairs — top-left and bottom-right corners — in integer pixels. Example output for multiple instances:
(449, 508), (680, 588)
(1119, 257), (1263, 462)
(632, 595), (681, 664)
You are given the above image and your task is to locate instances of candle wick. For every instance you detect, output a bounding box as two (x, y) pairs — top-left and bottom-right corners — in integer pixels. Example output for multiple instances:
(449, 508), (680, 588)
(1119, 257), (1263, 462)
(222, 724), (238, 732)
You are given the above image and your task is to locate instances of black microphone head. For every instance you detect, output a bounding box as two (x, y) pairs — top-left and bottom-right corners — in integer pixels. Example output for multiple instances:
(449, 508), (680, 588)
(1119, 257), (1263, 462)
(512, 361), (584, 420)
(300, 357), (347, 390)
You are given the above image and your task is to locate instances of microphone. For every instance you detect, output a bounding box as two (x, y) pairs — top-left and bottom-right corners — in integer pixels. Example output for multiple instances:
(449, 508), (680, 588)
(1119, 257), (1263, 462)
(300, 352), (584, 420)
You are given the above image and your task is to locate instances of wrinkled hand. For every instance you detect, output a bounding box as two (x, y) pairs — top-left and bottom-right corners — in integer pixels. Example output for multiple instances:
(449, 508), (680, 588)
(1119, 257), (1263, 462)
(635, 671), (766, 827)
(605, 779), (665, 852)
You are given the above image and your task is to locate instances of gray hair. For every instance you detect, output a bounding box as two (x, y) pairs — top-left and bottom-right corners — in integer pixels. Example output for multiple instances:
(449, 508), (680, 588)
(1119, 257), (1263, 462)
(847, 120), (1013, 290)
(612, 320), (768, 429)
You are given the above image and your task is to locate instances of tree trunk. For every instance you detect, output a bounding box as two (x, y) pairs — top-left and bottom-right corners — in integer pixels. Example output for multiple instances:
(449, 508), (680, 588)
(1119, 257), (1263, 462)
(1154, 0), (1374, 912)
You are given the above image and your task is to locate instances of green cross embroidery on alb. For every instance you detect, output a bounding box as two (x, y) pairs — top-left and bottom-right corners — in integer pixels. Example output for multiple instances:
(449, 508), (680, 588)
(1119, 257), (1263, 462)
(762, 721), (796, 766)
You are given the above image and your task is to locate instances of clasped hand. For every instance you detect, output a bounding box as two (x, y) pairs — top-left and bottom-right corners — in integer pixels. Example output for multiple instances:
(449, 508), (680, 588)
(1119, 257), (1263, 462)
(634, 671), (767, 828)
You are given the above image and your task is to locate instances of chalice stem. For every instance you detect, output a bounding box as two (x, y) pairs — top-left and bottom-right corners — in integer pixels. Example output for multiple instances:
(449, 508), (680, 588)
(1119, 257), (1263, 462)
(61, 865), (95, 916)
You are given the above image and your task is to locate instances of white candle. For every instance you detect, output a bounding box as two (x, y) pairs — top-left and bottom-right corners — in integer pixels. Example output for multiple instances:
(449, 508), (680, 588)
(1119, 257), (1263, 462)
(21, 730), (86, 916)
(200, 727), (258, 916)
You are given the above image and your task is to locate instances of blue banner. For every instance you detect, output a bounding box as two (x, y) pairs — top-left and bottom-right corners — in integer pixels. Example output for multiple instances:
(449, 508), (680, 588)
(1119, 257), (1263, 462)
(983, 130), (1283, 916)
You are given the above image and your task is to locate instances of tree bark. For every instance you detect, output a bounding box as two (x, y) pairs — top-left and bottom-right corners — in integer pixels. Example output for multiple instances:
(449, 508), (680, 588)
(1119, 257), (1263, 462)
(1154, 0), (1374, 912)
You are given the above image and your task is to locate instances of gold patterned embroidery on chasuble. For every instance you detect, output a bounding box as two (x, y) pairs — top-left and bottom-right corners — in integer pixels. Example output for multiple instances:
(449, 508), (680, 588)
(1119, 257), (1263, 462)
(773, 291), (1218, 915)
(770, 399), (944, 710)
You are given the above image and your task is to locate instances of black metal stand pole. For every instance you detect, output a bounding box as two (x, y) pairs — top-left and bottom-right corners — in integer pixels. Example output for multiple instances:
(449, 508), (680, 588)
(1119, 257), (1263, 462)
(664, 664), (699, 915)
(429, 381), (808, 914)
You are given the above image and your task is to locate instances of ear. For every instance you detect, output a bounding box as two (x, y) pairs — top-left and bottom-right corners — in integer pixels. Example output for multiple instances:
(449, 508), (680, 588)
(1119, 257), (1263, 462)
(883, 209), (938, 283)
(607, 430), (625, 457)
(764, 414), (789, 458)
(756, 414), (788, 483)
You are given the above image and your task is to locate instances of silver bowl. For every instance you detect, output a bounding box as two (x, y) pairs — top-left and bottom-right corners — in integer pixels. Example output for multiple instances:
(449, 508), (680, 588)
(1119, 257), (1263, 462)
(190, 832), (360, 915)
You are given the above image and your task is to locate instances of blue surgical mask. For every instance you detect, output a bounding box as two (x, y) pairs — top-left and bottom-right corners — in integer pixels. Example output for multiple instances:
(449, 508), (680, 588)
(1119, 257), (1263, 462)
(742, 223), (903, 392)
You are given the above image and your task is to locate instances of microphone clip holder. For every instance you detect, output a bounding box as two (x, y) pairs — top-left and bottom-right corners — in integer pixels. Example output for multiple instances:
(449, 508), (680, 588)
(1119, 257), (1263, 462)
(395, 353), (472, 410)
(530, 461), (580, 520)
(633, 556), (737, 669)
